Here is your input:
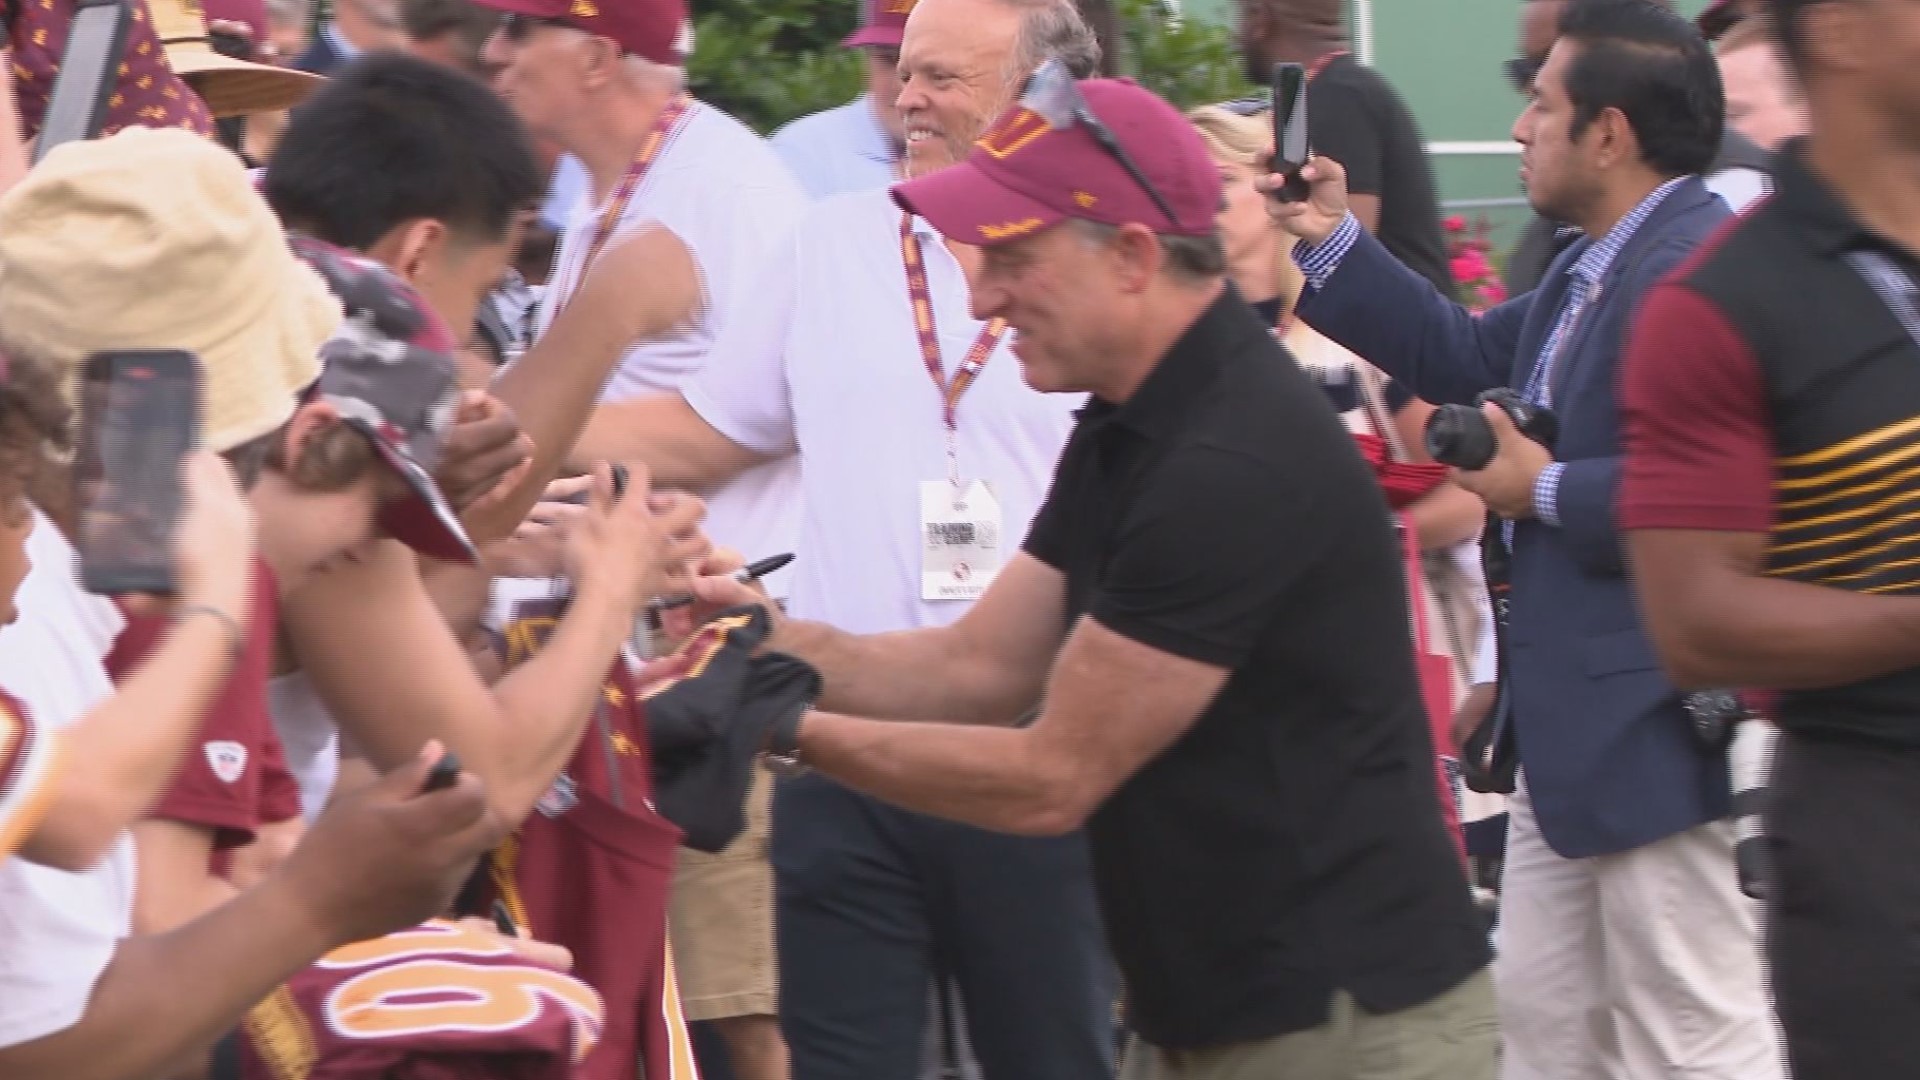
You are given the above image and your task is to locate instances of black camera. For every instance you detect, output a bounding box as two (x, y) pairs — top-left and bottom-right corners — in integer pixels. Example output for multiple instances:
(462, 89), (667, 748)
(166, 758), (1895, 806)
(1425, 388), (1559, 471)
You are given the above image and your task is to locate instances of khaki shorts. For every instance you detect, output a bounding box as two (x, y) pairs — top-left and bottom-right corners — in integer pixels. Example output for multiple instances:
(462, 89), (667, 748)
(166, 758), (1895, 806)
(667, 767), (777, 1021)
(1119, 968), (1497, 1080)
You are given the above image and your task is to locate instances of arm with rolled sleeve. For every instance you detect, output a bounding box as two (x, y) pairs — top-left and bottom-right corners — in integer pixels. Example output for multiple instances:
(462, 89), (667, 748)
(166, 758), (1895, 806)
(1295, 215), (1533, 407)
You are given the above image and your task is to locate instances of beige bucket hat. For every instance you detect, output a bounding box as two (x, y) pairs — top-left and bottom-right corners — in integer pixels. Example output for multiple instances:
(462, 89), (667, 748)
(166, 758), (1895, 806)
(0, 126), (341, 451)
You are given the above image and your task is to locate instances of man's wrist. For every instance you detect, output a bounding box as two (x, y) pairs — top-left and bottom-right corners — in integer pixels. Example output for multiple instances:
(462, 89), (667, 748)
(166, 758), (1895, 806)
(1292, 212), (1363, 292)
(254, 862), (352, 956)
(1533, 461), (1567, 527)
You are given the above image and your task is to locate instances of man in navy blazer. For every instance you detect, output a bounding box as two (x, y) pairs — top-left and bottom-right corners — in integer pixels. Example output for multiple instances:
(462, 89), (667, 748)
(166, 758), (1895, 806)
(1268, 2), (1783, 1078)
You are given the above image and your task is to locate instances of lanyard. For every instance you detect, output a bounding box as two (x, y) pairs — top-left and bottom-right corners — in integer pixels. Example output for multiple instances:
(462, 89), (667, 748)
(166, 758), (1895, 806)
(554, 94), (693, 316)
(899, 212), (1009, 484)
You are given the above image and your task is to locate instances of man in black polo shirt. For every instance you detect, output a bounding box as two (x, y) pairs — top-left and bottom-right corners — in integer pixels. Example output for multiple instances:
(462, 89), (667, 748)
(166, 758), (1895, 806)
(1620, 2), (1920, 1076)
(694, 75), (1492, 1079)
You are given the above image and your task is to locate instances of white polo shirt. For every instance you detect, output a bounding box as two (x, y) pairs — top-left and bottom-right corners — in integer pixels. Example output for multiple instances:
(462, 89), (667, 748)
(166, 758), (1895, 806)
(683, 191), (1081, 634)
(534, 101), (807, 596)
(0, 509), (134, 1048)
(769, 95), (898, 201)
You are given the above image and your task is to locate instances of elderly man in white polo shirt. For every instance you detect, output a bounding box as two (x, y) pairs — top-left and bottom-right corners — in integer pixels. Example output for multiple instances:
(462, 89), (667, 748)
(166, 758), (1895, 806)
(580, 2), (1117, 1077)
(476, 1), (804, 1076)
(770, 0), (908, 199)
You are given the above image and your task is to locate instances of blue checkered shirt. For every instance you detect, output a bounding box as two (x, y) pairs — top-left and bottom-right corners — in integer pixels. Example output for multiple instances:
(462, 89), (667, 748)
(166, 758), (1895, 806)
(1293, 177), (1685, 530)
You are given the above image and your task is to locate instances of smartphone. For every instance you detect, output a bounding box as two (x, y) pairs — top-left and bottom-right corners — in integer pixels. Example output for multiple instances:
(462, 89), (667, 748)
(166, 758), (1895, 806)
(72, 350), (201, 596)
(35, 0), (133, 163)
(558, 463), (629, 506)
(1269, 62), (1312, 203)
(421, 751), (463, 793)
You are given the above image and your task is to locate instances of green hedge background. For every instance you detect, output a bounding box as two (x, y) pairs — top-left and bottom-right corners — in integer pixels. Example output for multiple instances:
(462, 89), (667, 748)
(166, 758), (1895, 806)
(688, 0), (1256, 134)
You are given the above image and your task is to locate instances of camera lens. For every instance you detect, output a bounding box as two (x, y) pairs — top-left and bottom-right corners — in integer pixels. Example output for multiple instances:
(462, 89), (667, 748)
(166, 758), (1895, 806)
(1425, 404), (1498, 470)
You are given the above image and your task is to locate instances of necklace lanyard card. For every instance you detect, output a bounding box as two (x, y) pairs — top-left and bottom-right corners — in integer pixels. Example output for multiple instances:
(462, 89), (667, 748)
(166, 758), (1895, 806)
(920, 480), (1003, 601)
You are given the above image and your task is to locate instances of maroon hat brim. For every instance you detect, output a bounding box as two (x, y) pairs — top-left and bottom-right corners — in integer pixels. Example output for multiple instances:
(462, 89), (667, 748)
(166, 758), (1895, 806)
(466, 0), (570, 21)
(347, 419), (481, 565)
(843, 24), (904, 47)
(891, 162), (1066, 248)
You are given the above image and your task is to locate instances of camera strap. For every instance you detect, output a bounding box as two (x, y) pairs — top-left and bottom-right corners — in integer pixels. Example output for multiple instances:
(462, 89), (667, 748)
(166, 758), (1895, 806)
(1844, 249), (1920, 347)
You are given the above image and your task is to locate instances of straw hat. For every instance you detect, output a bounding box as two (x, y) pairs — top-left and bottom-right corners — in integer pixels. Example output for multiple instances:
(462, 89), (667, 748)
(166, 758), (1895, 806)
(153, 0), (322, 117)
(0, 127), (341, 452)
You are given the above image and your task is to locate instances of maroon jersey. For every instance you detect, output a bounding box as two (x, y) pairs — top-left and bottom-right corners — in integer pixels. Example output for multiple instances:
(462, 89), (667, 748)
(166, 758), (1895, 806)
(7, 0), (214, 142)
(483, 595), (699, 1080)
(240, 919), (605, 1080)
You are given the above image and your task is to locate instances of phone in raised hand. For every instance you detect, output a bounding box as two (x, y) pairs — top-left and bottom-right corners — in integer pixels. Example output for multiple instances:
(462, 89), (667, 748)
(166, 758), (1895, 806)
(72, 349), (201, 596)
(1269, 62), (1312, 203)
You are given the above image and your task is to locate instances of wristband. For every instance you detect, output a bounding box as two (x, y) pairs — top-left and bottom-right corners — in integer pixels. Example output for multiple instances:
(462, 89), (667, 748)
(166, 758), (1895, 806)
(763, 704), (809, 776)
(176, 603), (245, 661)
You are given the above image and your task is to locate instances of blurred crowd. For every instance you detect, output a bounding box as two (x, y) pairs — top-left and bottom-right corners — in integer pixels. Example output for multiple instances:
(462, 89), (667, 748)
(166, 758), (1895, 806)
(0, 0), (1907, 1079)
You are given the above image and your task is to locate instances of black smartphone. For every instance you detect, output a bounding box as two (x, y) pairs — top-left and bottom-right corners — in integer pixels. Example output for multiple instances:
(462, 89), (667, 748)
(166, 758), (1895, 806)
(73, 350), (201, 596)
(558, 463), (629, 506)
(421, 751), (463, 793)
(35, 0), (132, 163)
(1269, 62), (1312, 203)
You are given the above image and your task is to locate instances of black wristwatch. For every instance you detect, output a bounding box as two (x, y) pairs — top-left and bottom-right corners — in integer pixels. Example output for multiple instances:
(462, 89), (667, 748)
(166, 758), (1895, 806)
(763, 702), (810, 776)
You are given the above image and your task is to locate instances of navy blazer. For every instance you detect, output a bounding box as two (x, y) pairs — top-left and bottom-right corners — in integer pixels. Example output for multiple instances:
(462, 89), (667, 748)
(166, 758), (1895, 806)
(1297, 178), (1730, 858)
(291, 29), (346, 76)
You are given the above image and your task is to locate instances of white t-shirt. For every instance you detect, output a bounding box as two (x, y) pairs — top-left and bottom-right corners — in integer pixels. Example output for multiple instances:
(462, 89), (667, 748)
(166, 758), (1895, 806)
(533, 102), (807, 597)
(0, 509), (134, 1048)
(267, 670), (337, 821)
(683, 192), (1081, 634)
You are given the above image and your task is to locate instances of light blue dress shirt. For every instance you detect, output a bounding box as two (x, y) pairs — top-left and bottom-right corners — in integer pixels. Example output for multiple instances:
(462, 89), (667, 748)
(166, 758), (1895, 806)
(768, 95), (898, 201)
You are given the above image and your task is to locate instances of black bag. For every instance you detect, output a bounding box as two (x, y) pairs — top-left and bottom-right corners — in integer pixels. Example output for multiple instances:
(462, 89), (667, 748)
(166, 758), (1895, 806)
(641, 605), (820, 852)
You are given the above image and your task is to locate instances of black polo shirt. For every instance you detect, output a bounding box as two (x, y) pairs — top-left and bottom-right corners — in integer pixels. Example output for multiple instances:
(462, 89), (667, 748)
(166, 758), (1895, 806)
(1023, 288), (1489, 1050)
(1622, 141), (1920, 746)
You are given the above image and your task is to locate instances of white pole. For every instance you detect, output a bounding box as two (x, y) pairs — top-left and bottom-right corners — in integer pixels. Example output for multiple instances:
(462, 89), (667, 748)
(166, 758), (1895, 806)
(1352, 0), (1376, 65)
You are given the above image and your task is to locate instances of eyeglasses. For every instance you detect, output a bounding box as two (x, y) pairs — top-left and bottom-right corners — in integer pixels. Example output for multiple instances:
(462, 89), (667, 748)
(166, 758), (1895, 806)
(1216, 95), (1270, 119)
(1504, 55), (1543, 94)
(499, 13), (572, 42)
(1019, 57), (1177, 226)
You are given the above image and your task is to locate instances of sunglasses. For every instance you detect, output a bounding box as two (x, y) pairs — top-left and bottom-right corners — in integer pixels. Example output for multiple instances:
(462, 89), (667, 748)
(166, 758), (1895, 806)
(500, 13), (572, 42)
(1216, 95), (1270, 119)
(1504, 55), (1543, 94)
(1019, 57), (1178, 227)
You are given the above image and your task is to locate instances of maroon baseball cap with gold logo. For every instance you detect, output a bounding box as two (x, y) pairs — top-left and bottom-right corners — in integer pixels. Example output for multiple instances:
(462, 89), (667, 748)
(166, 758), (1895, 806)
(844, 0), (915, 48)
(470, 0), (690, 64)
(892, 75), (1219, 247)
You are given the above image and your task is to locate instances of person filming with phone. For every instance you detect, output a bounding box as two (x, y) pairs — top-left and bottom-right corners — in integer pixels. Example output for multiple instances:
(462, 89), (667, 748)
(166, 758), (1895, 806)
(1263, 2), (1783, 1077)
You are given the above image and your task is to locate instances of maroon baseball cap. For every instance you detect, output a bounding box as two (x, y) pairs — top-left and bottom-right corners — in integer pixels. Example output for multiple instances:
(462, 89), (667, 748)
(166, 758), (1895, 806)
(844, 0), (915, 48)
(892, 75), (1218, 248)
(290, 236), (480, 566)
(470, 0), (690, 64)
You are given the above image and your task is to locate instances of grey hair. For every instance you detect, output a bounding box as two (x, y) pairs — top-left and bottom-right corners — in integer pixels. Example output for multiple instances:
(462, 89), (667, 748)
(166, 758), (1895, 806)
(1072, 219), (1227, 284)
(1003, 0), (1103, 83)
(263, 0), (309, 28)
(621, 54), (689, 92)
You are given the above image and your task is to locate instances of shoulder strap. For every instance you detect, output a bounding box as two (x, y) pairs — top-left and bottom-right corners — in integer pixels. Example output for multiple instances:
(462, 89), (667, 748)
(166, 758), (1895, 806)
(1844, 249), (1920, 348)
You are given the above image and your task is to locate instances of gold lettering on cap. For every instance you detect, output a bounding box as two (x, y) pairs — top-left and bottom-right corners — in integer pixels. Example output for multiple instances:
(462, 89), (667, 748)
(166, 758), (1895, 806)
(975, 107), (1051, 160)
(569, 0), (598, 17)
(884, 0), (917, 12)
(979, 218), (1044, 241)
(1073, 191), (1097, 208)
